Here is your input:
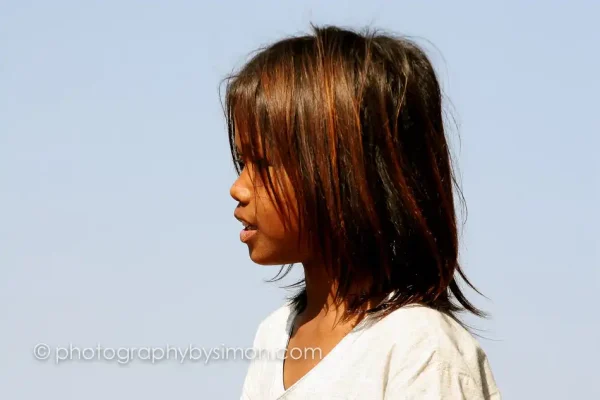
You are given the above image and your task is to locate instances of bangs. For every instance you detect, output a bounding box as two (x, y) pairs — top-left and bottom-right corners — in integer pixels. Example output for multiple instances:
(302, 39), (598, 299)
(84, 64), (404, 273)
(224, 48), (301, 226)
(227, 76), (275, 171)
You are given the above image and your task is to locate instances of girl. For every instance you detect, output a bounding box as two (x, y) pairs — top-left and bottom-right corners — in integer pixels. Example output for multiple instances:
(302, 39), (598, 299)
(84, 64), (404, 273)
(226, 25), (500, 399)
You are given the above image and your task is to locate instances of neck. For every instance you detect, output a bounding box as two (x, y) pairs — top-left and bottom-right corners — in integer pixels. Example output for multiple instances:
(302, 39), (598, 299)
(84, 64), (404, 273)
(299, 259), (384, 328)
(300, 259), (339, 319)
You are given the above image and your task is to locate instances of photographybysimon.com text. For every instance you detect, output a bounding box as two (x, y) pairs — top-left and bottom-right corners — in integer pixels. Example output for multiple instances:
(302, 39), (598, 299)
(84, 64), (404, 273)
(32, 343), (322, 365)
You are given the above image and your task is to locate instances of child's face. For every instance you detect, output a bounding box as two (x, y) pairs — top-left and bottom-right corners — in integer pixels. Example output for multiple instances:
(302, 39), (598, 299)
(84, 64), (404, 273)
(230, 134), (306, 265)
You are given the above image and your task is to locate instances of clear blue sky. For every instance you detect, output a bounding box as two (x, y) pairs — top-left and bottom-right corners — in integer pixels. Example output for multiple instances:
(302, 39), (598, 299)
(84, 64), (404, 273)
(1, 1), (598, 398)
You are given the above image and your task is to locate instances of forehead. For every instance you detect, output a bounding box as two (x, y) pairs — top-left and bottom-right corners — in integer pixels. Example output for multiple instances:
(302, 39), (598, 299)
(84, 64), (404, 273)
(232, 118), (266, 156)
(232, 118), (245, 153)
(234, 131), (242, 151)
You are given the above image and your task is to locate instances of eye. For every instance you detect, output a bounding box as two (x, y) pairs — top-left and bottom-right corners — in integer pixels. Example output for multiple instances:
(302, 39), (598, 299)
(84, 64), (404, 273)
(255, 158), (271, 169)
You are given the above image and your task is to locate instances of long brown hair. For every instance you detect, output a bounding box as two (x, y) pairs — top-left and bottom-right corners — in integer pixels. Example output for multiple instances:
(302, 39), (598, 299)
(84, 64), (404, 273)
(223, 25), (485, 323)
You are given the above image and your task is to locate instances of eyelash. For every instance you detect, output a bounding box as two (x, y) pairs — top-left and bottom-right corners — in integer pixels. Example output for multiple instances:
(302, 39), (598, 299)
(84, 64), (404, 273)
(234, 157), (245, 169)
(234, 157), (270, 170)
(255, 158), (270, 168)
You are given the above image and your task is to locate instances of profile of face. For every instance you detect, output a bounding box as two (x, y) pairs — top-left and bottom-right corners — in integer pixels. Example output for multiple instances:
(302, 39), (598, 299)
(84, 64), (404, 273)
(229, 135), (308, 266)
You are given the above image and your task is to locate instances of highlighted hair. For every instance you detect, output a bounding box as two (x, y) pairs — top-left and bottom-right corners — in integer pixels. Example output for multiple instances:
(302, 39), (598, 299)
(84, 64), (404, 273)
(224, 25), (485, 322)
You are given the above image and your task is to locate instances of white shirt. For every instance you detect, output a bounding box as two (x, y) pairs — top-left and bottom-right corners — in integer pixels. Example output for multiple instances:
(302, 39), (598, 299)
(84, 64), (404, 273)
(240, 303), (501, 399)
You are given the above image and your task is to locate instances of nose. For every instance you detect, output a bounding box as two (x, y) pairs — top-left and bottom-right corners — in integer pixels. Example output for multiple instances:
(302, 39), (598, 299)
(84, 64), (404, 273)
(230, 177), (252, 204)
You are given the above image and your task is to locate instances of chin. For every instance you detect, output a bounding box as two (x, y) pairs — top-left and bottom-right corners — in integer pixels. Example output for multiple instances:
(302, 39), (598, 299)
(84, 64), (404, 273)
(248, 246), (295, 266)
(248, 252), (281, 265)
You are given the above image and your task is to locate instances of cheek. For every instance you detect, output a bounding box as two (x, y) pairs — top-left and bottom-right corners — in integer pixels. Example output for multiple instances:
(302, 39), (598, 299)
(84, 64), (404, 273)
(249, 170), (310, 264)
(248, 193), (302, 265)
(254, 171), (298, 237)
(254, 190), (293, 240)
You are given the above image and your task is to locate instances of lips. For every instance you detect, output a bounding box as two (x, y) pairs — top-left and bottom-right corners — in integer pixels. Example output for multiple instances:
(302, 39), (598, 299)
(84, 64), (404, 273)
(234, 213), (257, 229)
(240, 228), (257, 243)
(235, 213), (258, 243)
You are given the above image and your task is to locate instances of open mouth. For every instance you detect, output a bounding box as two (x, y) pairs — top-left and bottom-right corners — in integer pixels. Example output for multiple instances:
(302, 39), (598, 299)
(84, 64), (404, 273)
(242, 222), (257, 231)
(240, 222), (258, 243)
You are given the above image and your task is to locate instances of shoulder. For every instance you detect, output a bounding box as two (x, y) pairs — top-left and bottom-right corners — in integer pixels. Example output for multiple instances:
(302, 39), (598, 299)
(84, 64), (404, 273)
(256, 302), (293, 331)
(241, 304), (293, 399)
(250, 302), (293, 347)
(371, 305), (500, 399)
(376, 305), (480, 351)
